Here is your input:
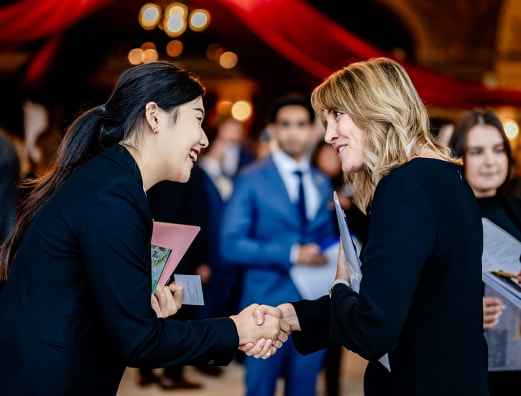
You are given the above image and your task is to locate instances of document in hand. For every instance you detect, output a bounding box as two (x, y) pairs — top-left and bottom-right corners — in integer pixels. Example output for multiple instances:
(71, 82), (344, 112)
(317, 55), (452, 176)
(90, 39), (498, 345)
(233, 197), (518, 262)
(483, 271), (521, 310)
(481, 218), (521, 310)
(333, 191), (362, 292)
(151, 221), (200, 291)
(333, 192), (391, 372)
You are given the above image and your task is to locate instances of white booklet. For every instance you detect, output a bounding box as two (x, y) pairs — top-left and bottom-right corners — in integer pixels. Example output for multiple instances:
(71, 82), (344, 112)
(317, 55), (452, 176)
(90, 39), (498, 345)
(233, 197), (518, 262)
(481, 218), (521, 309)
(333, 192), (391, 372)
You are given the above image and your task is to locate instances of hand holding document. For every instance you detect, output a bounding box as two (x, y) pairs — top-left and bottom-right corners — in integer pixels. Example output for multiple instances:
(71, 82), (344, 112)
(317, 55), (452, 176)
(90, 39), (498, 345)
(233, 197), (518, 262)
(150, 221), (203, 305)
(333, 191), (362, 292)
(333, 192), (391, 372)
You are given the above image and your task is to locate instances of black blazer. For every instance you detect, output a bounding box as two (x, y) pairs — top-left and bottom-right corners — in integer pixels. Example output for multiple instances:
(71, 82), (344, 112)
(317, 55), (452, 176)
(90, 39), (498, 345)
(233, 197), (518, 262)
(291, 159), (489, 396)
(0, 145), (238, 395)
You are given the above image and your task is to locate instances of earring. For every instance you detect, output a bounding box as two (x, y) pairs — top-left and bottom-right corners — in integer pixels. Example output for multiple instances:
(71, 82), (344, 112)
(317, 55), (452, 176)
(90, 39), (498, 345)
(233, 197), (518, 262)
(153, 127), (158, 133)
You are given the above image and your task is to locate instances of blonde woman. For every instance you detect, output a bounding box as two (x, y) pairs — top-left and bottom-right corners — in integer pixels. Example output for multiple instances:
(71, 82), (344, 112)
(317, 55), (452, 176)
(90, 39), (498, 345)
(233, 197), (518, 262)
(252, 58), (489, 395)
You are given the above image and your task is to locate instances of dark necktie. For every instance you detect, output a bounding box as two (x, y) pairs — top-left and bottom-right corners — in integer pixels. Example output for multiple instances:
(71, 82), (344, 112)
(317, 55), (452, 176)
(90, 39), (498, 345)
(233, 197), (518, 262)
(294, 170), (307, 229)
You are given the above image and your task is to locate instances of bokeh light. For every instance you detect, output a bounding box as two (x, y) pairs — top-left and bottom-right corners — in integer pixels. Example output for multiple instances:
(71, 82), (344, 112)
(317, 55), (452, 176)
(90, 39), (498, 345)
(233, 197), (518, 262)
(231, 100), (252, 121)
(219, 51), (238, 69)
(189, 9), (210, 31)
(164, 3), (188, 37)
(139, 3), (161, 30)
(128, 48), (144, 65)
(166, 40), (184, 57)
(504, 119), (519, 140)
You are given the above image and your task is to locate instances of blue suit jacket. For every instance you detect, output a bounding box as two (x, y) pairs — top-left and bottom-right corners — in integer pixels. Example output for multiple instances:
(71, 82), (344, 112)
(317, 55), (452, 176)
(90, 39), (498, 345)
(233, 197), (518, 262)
(220, 155), (336, 307)
(0, 145), (238, 396)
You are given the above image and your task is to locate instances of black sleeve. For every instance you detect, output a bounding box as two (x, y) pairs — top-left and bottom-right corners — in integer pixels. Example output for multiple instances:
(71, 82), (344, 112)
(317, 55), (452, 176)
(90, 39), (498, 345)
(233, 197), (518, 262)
(290, 295), (330, 354)
(328, 173), (435, 360)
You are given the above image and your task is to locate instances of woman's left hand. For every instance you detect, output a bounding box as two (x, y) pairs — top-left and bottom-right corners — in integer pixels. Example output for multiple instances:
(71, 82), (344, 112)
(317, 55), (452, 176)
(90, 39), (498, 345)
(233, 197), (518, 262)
(336, 240), (352, 284)
(151, 283), (184, 318)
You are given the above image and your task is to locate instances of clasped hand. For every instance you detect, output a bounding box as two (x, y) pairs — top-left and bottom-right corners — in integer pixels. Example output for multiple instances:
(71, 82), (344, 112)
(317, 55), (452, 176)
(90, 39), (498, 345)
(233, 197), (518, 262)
(231, 304), (291, 359)
(236, 303), (301, 359)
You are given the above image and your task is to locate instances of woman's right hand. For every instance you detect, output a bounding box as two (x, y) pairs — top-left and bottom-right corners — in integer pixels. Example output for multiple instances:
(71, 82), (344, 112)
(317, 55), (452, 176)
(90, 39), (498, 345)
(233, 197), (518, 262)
(231, 304), (290, 356)
(483, 296), (505, 330)
(240, 303), (300, 358)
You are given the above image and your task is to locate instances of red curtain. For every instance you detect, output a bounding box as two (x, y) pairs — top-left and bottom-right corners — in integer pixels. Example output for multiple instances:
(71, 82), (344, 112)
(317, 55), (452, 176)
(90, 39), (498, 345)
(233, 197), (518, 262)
(2, 0), (521, 107)
(0, 0), (117, 85)
(0, 0), (116, 46)
(0, 0), (115, 86)
(197, 0), (521, 108)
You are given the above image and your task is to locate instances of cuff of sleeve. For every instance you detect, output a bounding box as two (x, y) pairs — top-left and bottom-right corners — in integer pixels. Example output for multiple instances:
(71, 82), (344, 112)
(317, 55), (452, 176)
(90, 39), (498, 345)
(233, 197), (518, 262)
(328, 279), (351, 298)
(290, 243), (300, 264)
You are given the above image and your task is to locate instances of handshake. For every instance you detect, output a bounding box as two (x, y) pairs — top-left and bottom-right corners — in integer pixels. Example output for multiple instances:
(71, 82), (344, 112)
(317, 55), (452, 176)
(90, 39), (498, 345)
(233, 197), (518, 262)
(150, 283), (300, 359)
(231, 303), (301, 360)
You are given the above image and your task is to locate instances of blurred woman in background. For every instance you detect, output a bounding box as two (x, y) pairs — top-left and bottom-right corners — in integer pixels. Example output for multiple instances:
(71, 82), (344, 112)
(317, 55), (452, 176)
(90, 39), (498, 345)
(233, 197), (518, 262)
(448, 108), (521, 396)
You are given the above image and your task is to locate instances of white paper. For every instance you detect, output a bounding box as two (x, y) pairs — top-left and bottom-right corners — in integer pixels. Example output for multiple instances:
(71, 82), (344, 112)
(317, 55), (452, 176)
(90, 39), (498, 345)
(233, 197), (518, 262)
(173, 274), (205, 305)
(481, 218), (521, 274)
(481, 218), (521, 309)
(333, 192), (362, 292)
(333, 192), (390, 372)
(290, 241), (339, 300)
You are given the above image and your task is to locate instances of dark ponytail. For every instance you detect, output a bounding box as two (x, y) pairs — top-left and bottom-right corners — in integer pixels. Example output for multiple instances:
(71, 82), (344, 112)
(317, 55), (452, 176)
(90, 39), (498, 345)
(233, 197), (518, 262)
(0, 105), (106, 280)
(0, 61), (205, 280)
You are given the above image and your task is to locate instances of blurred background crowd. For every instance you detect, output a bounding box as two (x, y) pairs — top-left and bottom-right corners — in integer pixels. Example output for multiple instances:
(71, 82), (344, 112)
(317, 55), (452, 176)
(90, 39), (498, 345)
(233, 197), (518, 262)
(2, 1), (521, 395)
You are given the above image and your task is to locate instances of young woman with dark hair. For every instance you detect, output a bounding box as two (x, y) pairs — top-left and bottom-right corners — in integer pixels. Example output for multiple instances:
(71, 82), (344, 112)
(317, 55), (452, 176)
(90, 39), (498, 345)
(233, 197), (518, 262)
(0, 61), (288, 395)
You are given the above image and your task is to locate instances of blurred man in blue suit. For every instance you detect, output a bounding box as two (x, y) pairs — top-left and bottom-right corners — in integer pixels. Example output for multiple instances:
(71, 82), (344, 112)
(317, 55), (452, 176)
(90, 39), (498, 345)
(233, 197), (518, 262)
(220, 95), (337, 396)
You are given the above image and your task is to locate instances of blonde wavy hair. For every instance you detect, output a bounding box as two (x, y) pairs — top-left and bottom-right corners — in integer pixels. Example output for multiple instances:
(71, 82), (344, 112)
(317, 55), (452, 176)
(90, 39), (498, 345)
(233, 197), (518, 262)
(311, 57), (460, 213)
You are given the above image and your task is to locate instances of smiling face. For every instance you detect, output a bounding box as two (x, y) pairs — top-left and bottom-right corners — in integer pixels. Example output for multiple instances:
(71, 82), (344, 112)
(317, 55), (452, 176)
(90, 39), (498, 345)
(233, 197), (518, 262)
(155, 96), (208, 183)
(464, 124), (509, 197)
(323, 110), (365, 174)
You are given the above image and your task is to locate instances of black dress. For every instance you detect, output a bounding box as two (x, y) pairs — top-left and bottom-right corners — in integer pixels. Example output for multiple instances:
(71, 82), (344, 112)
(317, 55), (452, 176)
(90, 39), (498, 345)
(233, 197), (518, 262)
(292, 158), (489, 396)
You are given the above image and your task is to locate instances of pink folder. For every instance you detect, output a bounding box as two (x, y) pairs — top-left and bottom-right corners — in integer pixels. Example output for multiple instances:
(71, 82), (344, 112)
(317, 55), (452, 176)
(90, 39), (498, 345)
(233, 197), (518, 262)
(151, 221), (201, 288)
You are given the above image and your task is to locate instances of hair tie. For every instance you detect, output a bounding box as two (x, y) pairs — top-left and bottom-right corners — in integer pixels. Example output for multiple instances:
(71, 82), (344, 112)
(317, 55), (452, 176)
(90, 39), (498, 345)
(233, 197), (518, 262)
(100, 105), (107, 115)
